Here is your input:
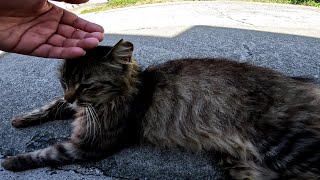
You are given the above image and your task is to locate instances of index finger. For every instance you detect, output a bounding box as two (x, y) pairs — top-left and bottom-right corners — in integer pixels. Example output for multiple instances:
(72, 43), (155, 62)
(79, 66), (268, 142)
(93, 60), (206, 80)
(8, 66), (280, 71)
(60, 9), (104, 33)
(31, 44), (86, 59)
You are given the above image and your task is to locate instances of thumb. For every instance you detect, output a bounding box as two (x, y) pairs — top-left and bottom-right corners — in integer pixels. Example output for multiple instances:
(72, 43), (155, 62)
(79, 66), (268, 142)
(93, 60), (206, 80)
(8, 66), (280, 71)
(53, 0), (89, 4)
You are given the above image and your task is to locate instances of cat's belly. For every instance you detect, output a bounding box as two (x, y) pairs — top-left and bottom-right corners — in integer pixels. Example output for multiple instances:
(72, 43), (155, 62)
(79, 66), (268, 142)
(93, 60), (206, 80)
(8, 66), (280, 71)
(142, 109), (260, 161)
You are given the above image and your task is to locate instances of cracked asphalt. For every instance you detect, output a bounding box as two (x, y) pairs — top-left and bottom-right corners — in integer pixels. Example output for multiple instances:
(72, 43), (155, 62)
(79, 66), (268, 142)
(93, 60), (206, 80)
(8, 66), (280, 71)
(1, 1), (320, 179)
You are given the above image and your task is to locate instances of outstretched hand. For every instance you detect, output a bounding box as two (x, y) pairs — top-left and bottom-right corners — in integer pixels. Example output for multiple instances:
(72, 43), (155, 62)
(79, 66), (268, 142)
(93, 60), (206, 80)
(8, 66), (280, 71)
(0, 0), (104, 59)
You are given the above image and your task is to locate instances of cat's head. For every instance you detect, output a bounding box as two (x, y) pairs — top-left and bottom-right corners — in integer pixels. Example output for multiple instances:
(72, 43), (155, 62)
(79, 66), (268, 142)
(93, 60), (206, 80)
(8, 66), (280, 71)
(59, 39), (139, 107)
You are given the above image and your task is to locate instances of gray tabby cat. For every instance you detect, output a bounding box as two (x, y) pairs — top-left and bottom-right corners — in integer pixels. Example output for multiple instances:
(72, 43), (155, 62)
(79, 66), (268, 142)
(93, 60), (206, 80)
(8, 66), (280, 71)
(2, 40), (320, 179)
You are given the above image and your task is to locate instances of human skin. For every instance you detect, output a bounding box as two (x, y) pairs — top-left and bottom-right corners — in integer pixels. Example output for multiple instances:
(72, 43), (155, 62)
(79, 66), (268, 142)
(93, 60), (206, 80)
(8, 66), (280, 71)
(0, 0), (104, 59)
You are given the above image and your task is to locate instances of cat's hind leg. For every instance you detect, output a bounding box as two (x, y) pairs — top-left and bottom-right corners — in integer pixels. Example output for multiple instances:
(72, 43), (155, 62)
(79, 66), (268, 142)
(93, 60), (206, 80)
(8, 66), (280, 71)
(12, 97), (75, 128)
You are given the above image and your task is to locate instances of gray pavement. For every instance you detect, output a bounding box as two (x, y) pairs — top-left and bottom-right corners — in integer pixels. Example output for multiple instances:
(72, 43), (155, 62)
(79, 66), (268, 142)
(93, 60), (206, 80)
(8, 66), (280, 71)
(1, 1), (320, 179)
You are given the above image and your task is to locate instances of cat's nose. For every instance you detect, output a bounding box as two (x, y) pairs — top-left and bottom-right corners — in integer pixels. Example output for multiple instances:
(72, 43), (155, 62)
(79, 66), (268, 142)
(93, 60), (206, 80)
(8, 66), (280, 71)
(64, 94), (76, 104)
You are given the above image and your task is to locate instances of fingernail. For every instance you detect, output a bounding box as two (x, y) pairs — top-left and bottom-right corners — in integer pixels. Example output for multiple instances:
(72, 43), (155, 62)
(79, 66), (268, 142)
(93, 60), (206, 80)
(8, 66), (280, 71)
(82, 51), (86, 56)
(100, 32), (104, 41)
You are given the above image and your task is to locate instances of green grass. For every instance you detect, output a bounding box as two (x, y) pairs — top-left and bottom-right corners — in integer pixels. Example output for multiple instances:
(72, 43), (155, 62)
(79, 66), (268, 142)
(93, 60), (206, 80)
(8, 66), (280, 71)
(243, 0), (320, 7)
(80, 0), (320, 14)
(80, 0), (180, 14)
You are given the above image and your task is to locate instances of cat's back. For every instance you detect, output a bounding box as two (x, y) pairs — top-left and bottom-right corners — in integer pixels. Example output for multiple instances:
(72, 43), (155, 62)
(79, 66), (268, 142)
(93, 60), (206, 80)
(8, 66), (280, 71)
(143, 58), (283, 93)
(143, 58), (319, 94)
(145, 58), (252, 78)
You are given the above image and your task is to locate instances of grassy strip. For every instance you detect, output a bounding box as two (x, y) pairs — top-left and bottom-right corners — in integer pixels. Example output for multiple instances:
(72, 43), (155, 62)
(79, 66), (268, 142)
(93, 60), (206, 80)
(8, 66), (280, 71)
(80, 0), (320, 14)
(242, 0), (320, 7)
(80, 0), (180, 14)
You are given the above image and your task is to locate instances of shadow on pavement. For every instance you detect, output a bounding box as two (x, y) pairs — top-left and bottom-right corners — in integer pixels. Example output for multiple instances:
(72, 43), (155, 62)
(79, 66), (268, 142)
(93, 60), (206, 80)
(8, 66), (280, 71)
(105, 26), (320, 79)
(0, 26), (319, 179)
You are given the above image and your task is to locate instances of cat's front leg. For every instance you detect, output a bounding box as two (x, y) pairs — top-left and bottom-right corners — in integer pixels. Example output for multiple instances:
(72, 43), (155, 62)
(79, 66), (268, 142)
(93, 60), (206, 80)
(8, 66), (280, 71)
(2, 110), (120, 171)
(12, 97), (76, 128)
(1, 141), (82, 171)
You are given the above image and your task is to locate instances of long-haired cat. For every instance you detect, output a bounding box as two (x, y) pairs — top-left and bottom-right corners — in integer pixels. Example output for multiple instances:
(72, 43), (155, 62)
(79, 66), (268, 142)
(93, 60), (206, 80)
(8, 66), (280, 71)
(1, 40), (319, 179)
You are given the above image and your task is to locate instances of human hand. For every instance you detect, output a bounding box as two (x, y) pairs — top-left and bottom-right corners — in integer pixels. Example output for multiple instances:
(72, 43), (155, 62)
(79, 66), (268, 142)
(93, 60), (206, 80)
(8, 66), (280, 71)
(0, 0), (104, 59)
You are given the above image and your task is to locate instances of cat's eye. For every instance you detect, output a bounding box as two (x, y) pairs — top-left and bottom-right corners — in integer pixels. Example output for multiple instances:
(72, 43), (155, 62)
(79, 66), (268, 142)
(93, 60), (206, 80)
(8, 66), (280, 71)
(100, 80), (116, 87)
(79, 83), (94, 90)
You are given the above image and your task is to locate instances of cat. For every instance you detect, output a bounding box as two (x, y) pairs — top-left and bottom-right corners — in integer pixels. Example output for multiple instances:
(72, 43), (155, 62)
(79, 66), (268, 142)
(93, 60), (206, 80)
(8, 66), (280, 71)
(1, 39), (320, 179)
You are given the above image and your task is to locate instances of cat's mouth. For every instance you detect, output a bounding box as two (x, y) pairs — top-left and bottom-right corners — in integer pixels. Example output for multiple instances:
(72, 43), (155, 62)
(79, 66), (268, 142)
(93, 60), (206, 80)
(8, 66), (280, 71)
(69, 100), (79, 109)
(69, 99), (94, 109)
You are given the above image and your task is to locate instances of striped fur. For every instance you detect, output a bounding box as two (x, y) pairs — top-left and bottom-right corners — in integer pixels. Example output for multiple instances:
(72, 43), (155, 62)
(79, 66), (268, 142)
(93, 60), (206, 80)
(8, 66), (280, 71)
(11, 97), (75, 128)
(2, 40), (320, 179)
(2, 142), (79, 171)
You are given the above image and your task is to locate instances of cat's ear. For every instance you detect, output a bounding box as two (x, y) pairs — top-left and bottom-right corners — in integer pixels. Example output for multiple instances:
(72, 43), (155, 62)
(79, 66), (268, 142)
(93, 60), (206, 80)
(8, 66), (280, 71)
(107, 39), (134, 62)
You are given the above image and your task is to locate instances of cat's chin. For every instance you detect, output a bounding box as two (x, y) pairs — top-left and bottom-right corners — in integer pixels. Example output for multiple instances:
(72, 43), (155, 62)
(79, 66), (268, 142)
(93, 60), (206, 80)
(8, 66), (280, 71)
(73, 100), (95, 108)
(69, 100), (79, 109)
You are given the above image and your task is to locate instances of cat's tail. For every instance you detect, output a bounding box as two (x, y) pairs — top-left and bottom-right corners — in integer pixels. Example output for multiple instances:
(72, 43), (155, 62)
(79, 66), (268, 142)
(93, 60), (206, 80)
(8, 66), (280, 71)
(1, 141), (81, 171)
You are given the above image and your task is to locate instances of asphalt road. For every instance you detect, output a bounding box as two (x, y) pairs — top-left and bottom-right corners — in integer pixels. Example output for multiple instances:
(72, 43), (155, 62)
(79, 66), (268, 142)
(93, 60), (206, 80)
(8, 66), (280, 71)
(0, 1), (319, 179)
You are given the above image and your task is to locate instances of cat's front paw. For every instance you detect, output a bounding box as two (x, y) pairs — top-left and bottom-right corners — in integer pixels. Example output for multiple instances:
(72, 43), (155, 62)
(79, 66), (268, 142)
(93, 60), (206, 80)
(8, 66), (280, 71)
(11, 114), (42, 128)
(1, 156), (27, 172)
(11, 116), (28, 128)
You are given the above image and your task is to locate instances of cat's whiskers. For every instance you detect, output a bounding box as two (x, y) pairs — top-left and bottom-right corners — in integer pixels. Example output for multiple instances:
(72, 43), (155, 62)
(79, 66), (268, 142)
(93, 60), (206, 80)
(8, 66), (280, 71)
(89, 105), (102, 142)
(53, 101), (67, 120)
(83, 106), (94, 145)
(49, 101), (60, 119)
(89, 105), (100, 127)
(81, 104), (102, 145)
(83, 107), (91, 144)
(87, 106), (96, 143)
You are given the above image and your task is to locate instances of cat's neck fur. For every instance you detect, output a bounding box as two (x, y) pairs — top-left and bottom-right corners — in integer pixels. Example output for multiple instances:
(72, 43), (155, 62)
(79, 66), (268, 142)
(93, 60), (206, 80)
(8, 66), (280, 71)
(90, 59), (143, 140)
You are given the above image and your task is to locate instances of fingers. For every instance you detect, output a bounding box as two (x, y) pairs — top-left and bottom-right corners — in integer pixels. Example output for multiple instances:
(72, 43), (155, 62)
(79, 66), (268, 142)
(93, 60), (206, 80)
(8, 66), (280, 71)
(53, 0), (89, 4)
(47, 34), (99, 49)
(60, 9), (104, 34)
(56, 24), (104, 41)
(31, 44), (86, 59)
(32, 35), (100, 59)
